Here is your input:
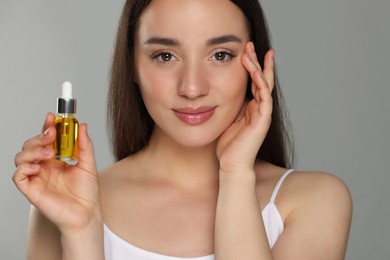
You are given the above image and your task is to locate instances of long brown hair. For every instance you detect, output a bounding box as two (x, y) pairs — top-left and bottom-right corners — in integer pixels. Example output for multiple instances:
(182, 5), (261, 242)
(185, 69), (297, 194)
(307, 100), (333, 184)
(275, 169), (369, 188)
(107, 0), (295, 168)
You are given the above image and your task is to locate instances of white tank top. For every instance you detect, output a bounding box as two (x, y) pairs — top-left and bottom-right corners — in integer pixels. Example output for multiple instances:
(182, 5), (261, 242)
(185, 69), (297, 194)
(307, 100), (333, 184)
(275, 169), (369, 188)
(104, 169), (294, 260)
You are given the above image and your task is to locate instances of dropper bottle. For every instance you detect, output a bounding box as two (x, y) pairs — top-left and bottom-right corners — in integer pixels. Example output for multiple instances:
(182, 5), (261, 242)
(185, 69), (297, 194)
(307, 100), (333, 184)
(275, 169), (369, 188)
(53, 81), (79, 163)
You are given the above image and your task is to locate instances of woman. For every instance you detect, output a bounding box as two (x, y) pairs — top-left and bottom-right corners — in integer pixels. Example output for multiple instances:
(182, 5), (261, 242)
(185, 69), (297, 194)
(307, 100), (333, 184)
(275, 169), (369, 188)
(13, 0), (352, 259)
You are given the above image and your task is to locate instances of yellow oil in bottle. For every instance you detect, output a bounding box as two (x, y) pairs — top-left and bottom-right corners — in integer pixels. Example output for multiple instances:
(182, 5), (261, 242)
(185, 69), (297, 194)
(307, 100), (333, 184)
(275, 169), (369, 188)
(53, 114), (79, 162)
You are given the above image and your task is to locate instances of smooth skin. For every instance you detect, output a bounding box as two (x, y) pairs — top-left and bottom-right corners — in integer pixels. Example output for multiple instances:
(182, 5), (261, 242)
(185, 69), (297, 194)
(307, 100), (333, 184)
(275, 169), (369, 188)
(13, 119), (104, 260)
(13, 0), (352, 259)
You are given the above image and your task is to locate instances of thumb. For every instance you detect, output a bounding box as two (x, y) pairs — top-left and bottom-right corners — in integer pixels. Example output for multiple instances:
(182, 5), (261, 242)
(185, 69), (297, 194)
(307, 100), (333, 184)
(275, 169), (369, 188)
(234, 101), (248, 122)
(77, 123), (97, 174)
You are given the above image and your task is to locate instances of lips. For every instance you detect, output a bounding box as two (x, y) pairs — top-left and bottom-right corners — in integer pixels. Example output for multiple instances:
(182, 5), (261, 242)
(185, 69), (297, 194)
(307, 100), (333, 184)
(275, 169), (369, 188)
(173, 106), (216, 125)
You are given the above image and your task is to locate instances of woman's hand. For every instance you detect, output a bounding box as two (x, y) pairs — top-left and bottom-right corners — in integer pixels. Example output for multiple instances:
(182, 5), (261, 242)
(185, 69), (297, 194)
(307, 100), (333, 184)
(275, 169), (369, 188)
(214, 43), (275, 259)
(216, 42), (275, 175)
(13, 113), (102, 235)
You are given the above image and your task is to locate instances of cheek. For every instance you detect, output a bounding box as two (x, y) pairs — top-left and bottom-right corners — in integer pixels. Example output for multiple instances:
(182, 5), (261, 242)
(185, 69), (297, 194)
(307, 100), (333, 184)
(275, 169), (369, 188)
(231, 67), (248, 97)
(211, 62), (248, 102)
(137, 63), (176, 104)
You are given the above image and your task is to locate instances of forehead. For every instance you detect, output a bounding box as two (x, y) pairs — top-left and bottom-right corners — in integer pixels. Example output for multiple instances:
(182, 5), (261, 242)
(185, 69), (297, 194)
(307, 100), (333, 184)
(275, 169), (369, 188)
(137, 0), (249, 43)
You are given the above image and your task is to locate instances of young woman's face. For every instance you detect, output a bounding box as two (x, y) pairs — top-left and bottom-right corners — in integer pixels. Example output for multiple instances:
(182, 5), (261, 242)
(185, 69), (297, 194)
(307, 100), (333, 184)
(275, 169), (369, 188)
(135, 0), (249, 147)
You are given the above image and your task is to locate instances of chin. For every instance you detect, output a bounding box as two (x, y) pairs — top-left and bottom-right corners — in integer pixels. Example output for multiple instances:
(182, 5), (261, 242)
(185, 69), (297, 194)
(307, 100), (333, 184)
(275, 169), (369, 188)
(173, 131), (219, 148)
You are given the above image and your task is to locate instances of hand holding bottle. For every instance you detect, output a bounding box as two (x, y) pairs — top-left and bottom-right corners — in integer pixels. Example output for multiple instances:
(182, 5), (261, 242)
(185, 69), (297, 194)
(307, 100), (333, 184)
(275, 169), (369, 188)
(13, 112), (102, 235)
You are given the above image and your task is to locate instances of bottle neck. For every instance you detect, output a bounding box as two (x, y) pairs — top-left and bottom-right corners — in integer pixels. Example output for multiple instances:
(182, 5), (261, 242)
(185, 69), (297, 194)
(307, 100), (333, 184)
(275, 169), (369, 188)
(58, 113), (76, 118)
(57, 97), (77, 114)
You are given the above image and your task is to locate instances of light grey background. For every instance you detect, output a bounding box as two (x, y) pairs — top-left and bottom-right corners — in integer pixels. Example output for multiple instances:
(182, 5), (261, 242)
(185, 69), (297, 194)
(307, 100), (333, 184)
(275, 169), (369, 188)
(1, 0), (389, 259)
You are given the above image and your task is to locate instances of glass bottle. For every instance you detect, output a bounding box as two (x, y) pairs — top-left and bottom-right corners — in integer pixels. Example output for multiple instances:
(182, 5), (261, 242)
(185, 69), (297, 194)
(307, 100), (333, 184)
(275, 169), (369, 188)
(53, 81), (79, 163)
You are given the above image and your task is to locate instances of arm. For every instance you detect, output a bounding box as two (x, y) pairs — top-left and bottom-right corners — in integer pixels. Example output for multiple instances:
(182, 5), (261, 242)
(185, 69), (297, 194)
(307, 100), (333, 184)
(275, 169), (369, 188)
(13, 113), (104, 260)
(215, 172), (273, 260)
(214, 42), (352, 259)
(272, 172), (352, 259)
(60, 215), (104, 260)
(214, 42), (275, 259)
(215, 171), (352, 260)
(27, 206), (62, 259)
(27, 205), (104, 260)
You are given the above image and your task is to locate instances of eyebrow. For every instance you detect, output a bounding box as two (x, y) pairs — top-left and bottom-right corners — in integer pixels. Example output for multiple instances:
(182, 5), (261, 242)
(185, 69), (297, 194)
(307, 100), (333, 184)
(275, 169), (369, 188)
(206, 34), (242, 45)
(144, 37), (180, 46)
(143, 34), (242, 46)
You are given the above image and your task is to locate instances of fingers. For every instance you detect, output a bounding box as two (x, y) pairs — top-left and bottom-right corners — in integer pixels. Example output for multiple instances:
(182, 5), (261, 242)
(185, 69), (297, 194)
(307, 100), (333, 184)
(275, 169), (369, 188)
(76, 124), (97, 174)
(241, 43), (262, 98)
(13, 113), (57, 198)
(241, 42), (275, 94)
(241, 42), (274, 120)
(263, 50), (275, 92)
(247, 42), (261, 72)
(241, 55), (268, 105)
(234, 101), (248, 122)
(41, 112), (55, 133)
(15, 127), (56, 167)
(15, 113), (56, 167)
(12, 163), (41, 196)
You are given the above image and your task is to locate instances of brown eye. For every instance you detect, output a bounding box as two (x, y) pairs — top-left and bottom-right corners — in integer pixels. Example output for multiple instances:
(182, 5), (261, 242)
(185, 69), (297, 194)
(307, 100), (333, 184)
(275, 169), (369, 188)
(161, 52), (173, 61)
(212, 51), (234, 62)
(215, 52), (227, 61)
(152, 51), (177, 63)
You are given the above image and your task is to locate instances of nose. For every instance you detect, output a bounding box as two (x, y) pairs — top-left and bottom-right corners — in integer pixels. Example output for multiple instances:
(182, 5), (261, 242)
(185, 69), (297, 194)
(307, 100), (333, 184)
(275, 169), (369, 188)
(177, 61), (209, 99)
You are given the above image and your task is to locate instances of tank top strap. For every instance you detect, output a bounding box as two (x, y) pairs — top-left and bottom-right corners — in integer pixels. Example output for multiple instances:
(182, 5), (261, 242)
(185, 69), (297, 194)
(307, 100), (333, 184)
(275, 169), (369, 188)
(269, 169), (294, 203)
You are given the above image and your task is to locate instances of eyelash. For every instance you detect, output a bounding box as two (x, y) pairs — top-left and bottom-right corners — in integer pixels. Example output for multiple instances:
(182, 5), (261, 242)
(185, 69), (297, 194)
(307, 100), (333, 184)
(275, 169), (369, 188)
(150, 49), (236, 63)
(210, 50), (235, 63)
(151, 50), (177, 63)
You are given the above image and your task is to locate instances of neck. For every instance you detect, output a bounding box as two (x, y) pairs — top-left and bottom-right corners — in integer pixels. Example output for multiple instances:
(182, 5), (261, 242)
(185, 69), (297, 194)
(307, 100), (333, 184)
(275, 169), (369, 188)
(138, 127), (220, 189)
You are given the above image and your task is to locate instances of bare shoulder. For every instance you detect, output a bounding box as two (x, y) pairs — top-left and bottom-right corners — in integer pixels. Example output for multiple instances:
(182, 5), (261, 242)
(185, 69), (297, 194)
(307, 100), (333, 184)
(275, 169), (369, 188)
(254, 162), (352, 217)
(283, 170), (352, 214)
(98, 156), (143, 221)
(273, 169), (353, 259)
(98, 156), (138, 185)
(98, 157), (138, 200)
(255, 162), (351, 200)
(99, 157), (128, 179)
(289, 170), (351, 194)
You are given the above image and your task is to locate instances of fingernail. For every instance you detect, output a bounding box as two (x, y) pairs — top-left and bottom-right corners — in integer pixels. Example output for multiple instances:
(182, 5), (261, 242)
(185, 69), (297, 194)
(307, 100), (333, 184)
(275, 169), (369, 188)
(42, 127), (50, 137)
(250, 42), (255, 52)
(31, 164), (40, 170)
(42, 147), (53, 156)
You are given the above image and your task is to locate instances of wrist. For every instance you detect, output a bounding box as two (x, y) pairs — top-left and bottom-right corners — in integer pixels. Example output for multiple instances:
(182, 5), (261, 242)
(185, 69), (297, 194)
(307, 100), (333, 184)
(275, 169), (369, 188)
(61, 214), (104, 260)
(219, 168), (256, 186)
